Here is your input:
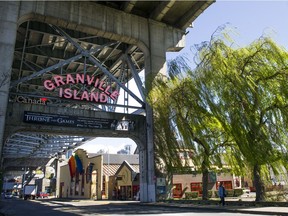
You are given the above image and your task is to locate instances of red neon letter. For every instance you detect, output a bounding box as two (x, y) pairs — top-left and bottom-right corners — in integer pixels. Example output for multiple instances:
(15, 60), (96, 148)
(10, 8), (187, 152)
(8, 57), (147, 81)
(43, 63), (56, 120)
(98, 81), (105, 91)
(63, 88), (72, 99)
(66, 74), (75, 85)
(73, 90), (80, 100)
(110, 91), (120, 100)
(90, 92), (99, 102)
(53, 75), (65, 87)
(94, 78), (99, 88)
(76, 73), (84, 84)
(86, 75), (94, 86)
(81, 91), (90, 101)
(99, 93), (108, 103)
(43, 80), (55, 91)
(104, 85), (111, 95)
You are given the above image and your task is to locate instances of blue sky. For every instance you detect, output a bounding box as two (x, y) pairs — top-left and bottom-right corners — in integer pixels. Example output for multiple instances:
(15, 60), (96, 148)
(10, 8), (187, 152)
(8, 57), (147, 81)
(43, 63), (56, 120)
(168, 1), (288, 61)
(80, 1), (288, 153)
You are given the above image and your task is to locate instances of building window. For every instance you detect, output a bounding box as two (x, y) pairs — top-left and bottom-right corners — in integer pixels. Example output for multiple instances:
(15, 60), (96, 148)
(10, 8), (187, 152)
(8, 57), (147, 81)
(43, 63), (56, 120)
(173, 183), (182, 198)
(102, 175), (106, 196)
(190, 182), (202, 196)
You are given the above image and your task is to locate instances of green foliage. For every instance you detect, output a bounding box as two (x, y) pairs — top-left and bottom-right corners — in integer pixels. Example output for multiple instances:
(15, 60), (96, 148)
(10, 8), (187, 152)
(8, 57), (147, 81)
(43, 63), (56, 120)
(193, 30), (288, 201)
(234, 188), (244, 197)
(208, 190), (213, 198)
(185, 191), (199, 199)
(148, 76), (187, 175)
(214, 189), (243, 197)
(149, 24), (288, 202)
(226, 189), (234, 197)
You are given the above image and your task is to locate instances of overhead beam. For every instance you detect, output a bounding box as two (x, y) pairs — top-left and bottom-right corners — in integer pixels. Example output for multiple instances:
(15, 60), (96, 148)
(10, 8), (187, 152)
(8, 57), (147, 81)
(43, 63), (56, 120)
(122, 1), (136, 13)
(13, 133), (45, 141)
(175, 1), (211, 29)
(10, 41), (117, 87)
(125, 54), (146, 102)
(150, 0), (176, 21)
(7, 138), (41, 145)
(51, 25), (145, 107)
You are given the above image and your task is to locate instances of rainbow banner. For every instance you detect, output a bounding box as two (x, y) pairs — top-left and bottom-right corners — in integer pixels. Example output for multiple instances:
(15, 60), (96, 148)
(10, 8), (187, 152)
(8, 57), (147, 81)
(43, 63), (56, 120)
(68, 155), (76, 178)
(75, 154), (83, 174)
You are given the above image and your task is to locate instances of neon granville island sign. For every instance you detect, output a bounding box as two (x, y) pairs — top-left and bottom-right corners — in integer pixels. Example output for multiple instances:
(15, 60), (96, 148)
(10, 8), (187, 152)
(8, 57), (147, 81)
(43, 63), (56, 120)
(23, 73), (135, 131)
(43, 73), (120, 103)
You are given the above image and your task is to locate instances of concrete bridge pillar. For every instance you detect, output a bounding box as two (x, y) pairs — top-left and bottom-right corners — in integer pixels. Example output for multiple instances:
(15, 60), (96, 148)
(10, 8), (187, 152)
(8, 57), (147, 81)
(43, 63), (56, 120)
(0, 2), (19, 157)
(139, 20), (172, 203)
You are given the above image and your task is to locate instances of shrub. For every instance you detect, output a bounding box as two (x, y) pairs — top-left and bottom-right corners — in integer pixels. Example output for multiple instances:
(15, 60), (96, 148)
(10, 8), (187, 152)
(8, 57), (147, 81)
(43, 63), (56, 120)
(226, 189), (234, 197)
(185, 191), (199, 199)
(208, 190), (213, 198)
(214, 189), (243, 197)
(234, 188), (244, 197)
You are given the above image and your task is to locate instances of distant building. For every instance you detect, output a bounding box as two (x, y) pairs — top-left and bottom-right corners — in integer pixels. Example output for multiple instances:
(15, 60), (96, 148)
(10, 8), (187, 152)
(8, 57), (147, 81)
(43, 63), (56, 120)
(117, 145), (131, 155)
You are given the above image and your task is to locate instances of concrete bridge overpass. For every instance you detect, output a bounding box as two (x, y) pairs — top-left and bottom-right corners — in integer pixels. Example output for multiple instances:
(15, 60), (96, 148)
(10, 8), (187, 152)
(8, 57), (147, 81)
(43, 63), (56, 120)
(0, 1), (214, 202)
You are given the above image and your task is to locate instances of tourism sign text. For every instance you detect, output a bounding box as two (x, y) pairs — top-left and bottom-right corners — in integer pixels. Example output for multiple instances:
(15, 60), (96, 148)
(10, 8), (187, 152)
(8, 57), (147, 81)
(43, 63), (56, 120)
(43, 73), (120, 103)
(23, 111), (116, 129)
(23, 111), (135, 131)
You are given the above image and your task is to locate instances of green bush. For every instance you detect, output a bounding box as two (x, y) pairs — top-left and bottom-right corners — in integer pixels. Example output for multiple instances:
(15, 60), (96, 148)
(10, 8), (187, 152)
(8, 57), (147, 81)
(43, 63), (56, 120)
(234, 188), (244, 197)
(214, 189), (243, 197)
(208, 190), (213, 198)
(226, 189), (234, 197)
(185, 191), (199, 199)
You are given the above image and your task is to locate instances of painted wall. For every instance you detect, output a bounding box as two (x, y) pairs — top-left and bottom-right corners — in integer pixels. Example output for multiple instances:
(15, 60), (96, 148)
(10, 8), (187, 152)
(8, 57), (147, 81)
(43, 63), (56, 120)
(58, 149), (103, 199)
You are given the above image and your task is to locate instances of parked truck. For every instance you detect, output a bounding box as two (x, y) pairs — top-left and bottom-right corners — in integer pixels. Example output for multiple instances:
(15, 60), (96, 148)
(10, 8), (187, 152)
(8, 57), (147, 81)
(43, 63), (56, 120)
(23, 184), (37, 200)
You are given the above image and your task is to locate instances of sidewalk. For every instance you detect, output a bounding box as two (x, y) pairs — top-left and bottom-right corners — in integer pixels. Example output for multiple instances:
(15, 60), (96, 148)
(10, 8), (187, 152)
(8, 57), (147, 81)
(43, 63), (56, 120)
(2, 197), (288, 215)
(144, 201), (288, 215)
(140, 191), (288, 215)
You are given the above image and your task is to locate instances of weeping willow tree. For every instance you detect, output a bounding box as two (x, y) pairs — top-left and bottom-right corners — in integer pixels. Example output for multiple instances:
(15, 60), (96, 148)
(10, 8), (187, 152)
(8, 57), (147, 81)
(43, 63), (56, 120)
(169, 77), (237, 200)
(149, 57), (238, 200)
(149, 73), (190, 199)
(149, 26), (288, 202)
(191, 28), (288, 201)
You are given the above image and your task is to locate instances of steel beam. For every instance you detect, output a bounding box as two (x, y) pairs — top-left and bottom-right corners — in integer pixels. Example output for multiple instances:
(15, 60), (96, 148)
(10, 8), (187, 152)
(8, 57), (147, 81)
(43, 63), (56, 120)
(52, 25), (145, 107)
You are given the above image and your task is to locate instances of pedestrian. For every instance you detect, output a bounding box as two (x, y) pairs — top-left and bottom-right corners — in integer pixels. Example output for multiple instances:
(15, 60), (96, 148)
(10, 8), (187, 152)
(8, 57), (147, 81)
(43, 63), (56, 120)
(218, 182), (226, 206)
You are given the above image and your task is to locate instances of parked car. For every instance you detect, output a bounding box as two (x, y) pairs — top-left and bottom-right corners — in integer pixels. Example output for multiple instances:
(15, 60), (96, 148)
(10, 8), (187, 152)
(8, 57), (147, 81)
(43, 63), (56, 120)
(4, 192), (13, 199)
(36, 192), (49, 198)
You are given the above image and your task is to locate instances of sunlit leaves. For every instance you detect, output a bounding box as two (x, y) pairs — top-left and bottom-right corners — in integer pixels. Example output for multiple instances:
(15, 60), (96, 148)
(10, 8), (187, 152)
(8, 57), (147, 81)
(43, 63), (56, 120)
(149, 25), (288, 201)
(191, 28), (288, 201)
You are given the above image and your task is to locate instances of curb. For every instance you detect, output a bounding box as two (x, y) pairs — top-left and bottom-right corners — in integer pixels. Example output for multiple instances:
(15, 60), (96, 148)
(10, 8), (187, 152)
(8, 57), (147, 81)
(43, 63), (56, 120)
(139, 202), (288, 216)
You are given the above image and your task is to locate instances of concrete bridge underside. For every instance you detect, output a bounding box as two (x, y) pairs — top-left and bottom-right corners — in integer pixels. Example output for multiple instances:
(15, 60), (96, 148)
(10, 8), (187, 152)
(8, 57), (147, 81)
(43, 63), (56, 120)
(0, 1), (214, 202)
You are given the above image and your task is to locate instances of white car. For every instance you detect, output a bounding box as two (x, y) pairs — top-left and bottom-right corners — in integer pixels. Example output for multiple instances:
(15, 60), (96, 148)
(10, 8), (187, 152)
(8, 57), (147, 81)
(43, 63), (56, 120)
(4, 192), (13, 199)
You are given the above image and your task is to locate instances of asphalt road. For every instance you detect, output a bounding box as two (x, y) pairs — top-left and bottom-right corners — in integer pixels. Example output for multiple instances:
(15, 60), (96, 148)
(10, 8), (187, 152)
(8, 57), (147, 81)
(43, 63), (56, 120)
(0, 197), (268, 216)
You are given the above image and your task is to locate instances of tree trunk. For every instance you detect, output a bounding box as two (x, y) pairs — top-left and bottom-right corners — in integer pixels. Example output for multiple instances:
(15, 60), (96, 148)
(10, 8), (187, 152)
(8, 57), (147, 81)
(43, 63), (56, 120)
(253, 164), (265, 202)
(202, 158), (209, 200)
(166, 171), (173, 199)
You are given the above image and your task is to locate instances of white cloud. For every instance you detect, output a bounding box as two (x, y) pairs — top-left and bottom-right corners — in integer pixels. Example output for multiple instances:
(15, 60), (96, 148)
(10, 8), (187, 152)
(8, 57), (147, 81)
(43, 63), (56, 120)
(77, 137), (137, 154)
